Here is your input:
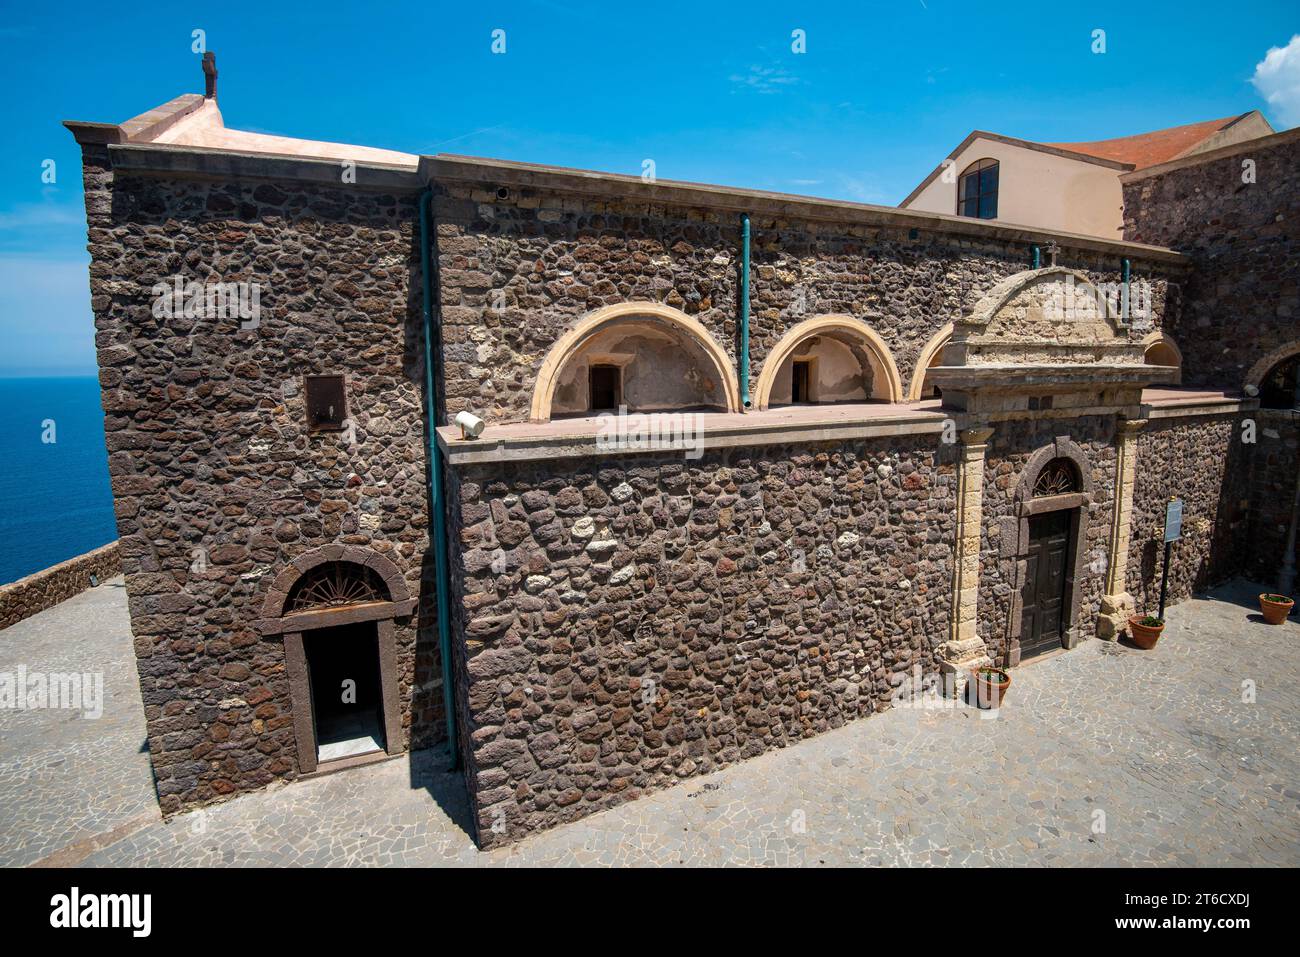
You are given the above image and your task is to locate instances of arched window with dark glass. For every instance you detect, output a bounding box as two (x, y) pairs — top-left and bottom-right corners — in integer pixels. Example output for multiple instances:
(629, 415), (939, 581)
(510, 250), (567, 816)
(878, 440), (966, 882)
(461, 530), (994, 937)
(958, 158), (999, 220)
(1259, 355), (1300, 410)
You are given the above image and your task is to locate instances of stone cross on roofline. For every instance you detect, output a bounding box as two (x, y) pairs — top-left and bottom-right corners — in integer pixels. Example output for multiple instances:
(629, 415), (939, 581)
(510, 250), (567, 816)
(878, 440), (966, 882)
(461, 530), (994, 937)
(203, 52), (217, 101)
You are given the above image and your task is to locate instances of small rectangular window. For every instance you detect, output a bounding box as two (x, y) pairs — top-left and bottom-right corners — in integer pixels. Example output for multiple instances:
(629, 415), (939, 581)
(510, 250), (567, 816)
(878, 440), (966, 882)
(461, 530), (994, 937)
(589, 364), (621, 411)
(305, 374), (348, 432)
(792, 360), (811, 403)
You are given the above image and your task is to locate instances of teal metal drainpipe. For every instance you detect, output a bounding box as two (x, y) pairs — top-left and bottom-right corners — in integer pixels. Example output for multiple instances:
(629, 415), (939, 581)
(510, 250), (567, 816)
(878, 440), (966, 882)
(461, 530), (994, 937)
(418, 189), (458, 769)
(1121, 257), (1132, 321)
(740, 214), (751, 409)
(1031, 245), (1041, 269)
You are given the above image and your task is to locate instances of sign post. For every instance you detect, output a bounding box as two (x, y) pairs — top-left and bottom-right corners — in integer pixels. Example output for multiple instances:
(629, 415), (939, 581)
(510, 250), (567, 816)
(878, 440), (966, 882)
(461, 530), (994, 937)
(1159, 498), (1182, 619)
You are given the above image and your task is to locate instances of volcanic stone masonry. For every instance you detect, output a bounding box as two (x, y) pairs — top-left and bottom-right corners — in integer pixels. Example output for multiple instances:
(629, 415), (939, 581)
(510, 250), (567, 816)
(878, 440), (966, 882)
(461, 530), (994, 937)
(430, 177), (1180, 425)
(450, 438), (956, 844)
(64, 111), (1299, 845)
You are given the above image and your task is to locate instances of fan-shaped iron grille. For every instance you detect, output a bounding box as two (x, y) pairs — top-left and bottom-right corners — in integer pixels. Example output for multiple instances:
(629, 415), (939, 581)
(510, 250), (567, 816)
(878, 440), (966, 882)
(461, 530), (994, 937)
(286, 562), (387, 613)
(1033, 458), (1081, 497)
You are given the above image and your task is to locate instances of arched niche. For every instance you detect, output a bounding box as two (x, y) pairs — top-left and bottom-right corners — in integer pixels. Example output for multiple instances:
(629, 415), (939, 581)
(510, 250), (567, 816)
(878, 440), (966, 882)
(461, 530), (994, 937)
(909, 323), (953, 400)
(1141, 331), (1182, 385)
(752, 315), (903, 410)
(530, 302), (739, 422)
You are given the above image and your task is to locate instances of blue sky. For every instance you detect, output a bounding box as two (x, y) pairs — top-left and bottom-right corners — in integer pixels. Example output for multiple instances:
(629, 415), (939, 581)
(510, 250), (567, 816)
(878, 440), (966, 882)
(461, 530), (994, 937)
(1, 0), (1296, 375)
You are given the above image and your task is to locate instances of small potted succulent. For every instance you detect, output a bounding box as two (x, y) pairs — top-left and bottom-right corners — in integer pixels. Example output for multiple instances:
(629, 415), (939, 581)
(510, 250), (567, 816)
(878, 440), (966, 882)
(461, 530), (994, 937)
(972, 666), (1011, 709)
(1259, 593), (1294, 625)
(1127, 614), (1165, 649)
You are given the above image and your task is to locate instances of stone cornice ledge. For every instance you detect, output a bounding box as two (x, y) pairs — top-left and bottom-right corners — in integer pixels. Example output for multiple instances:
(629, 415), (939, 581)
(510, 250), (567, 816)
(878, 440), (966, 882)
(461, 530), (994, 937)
(438, 409), (952, 466)
(107, 143), (425, 192)
(1141, 394), (1258, 419)
(80, 141), (1191, 266)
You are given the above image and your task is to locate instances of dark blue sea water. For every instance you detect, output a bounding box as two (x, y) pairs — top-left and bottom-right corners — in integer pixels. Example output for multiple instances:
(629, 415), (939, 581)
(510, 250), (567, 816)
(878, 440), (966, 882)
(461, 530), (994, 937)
(0, 377), (117, 586)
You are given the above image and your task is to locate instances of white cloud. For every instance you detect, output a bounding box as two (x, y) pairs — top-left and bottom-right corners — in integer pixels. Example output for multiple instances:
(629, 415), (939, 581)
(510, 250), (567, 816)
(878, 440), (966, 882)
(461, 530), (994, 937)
(1251, 34), (1300, 129)
(0, 202), (82, 231)
(729, 64), (800, 95)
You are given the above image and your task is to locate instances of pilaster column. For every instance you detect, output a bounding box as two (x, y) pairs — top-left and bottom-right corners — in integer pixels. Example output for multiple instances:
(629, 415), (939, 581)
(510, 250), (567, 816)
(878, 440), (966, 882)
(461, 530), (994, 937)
(938, 426), (994, 696)
(952, 427), (994, 642)
(1098, 418), (1147, 639)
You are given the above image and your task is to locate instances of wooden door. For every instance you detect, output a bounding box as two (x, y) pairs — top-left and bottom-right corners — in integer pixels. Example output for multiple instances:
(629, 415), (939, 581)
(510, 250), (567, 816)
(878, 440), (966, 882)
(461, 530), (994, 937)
(1020, 510), (1072, 659)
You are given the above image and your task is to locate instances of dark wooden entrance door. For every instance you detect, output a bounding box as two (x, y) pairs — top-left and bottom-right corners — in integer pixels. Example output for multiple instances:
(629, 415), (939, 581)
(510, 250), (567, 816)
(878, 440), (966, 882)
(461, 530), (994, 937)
(1020, 510), (1072, 659)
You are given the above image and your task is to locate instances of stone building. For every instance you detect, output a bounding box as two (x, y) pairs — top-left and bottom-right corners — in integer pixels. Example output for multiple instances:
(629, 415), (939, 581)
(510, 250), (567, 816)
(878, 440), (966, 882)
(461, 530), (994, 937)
(900, 111), (1275, 238)
(66, 63), (1300, 846)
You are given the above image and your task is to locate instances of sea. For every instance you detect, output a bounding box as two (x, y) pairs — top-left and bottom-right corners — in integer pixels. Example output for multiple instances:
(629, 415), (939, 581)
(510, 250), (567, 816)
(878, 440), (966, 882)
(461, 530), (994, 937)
(0, 376), (117, 585)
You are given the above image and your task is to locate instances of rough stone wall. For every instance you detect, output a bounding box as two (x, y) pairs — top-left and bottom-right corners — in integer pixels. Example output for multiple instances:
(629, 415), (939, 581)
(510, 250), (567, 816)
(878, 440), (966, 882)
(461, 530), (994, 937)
(450, 437), (956, 845)
(978, 416), (1118, 660)
(1245, 411), (1300, 586)
(434, 179), (1180, 424)
(1127, 415), (1249, 611)
(0, 541), (121, 631)
(1122, 132), (1300, 389)
(77, 145), (444, 813)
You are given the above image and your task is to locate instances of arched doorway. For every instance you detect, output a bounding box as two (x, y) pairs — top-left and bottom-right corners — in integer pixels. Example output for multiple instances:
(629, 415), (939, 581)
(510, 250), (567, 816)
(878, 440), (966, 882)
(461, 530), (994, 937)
(1249, 351), (1300, 409)
(1006, 442), (1093, 664)
(752, 315), (903, 410)
(256, 545), (415, 775)
(1245, 341), (1300, 407)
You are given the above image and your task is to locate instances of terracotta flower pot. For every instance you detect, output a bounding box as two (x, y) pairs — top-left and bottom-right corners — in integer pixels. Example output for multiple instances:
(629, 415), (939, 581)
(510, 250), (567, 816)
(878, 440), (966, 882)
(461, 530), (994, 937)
(972, 668), (1011, 709)
(1127, 615), (1164, 649)
(1259, 594), (1294, 625)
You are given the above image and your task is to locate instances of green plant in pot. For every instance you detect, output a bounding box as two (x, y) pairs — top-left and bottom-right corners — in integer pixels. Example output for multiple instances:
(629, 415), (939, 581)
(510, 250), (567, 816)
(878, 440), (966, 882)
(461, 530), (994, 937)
(972, 666), (1011, 709)
(1127, 614), (1164, 649)
(1259, 593), (1294, 625)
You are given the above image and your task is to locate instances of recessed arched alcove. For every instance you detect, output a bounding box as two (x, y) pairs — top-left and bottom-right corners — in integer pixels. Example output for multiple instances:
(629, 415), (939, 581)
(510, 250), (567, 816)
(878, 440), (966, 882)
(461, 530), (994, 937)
(530, 302), (740, 422)
(909, 323), (953, 400)
(753, 315), (903, 410)
(1141, 331), (1183, 385)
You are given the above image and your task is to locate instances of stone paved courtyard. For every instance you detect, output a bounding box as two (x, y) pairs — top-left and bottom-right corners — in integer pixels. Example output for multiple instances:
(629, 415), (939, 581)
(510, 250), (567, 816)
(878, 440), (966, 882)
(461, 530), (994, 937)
(1, 577), (1297, 867)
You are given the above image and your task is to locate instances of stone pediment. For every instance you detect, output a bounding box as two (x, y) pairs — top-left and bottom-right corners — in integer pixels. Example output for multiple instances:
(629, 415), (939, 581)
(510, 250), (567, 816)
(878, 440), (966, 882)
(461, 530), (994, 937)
(928, 267), (1175, 416)
(942, 268), (1146, 367)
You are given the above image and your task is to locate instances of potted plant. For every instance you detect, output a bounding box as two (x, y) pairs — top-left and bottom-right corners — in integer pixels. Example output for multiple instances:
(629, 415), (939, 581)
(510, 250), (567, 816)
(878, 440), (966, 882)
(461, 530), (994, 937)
(1127, 614), (1165, 649)
(972, 666), (1011, 709)
(1259, 593), (1294, 625)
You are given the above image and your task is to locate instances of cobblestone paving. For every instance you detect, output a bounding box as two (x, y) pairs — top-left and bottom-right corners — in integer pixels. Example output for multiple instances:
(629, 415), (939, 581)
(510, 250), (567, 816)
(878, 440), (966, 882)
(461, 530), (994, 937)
(4, 580), (1297, 867)
(0, 578), (159, 867)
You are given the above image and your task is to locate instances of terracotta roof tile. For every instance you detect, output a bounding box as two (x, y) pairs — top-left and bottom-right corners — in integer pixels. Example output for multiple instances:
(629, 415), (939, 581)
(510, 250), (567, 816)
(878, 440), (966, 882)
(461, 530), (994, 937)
(1042, 115), (1245, 170)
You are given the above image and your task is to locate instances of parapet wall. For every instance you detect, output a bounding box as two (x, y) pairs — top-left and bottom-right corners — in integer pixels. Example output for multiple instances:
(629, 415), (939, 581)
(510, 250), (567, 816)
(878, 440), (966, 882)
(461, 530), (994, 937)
(0, 542), (121, 631)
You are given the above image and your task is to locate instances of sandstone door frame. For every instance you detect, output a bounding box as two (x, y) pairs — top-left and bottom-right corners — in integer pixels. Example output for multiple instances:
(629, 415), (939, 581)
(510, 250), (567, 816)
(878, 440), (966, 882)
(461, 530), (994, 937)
(1001, 438), (1094, 666)
(254, 545), (415, 776)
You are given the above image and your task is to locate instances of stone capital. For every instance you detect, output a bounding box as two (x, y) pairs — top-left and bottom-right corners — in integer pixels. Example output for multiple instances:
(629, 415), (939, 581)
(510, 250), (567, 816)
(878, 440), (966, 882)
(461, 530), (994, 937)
(959, 426), (995, 447)
(1117, 418), (1148, 436)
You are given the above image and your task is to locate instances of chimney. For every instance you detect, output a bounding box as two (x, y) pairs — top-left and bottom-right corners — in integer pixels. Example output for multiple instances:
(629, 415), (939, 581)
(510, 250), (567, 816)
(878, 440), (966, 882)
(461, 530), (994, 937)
(202, 51), (217, 100)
